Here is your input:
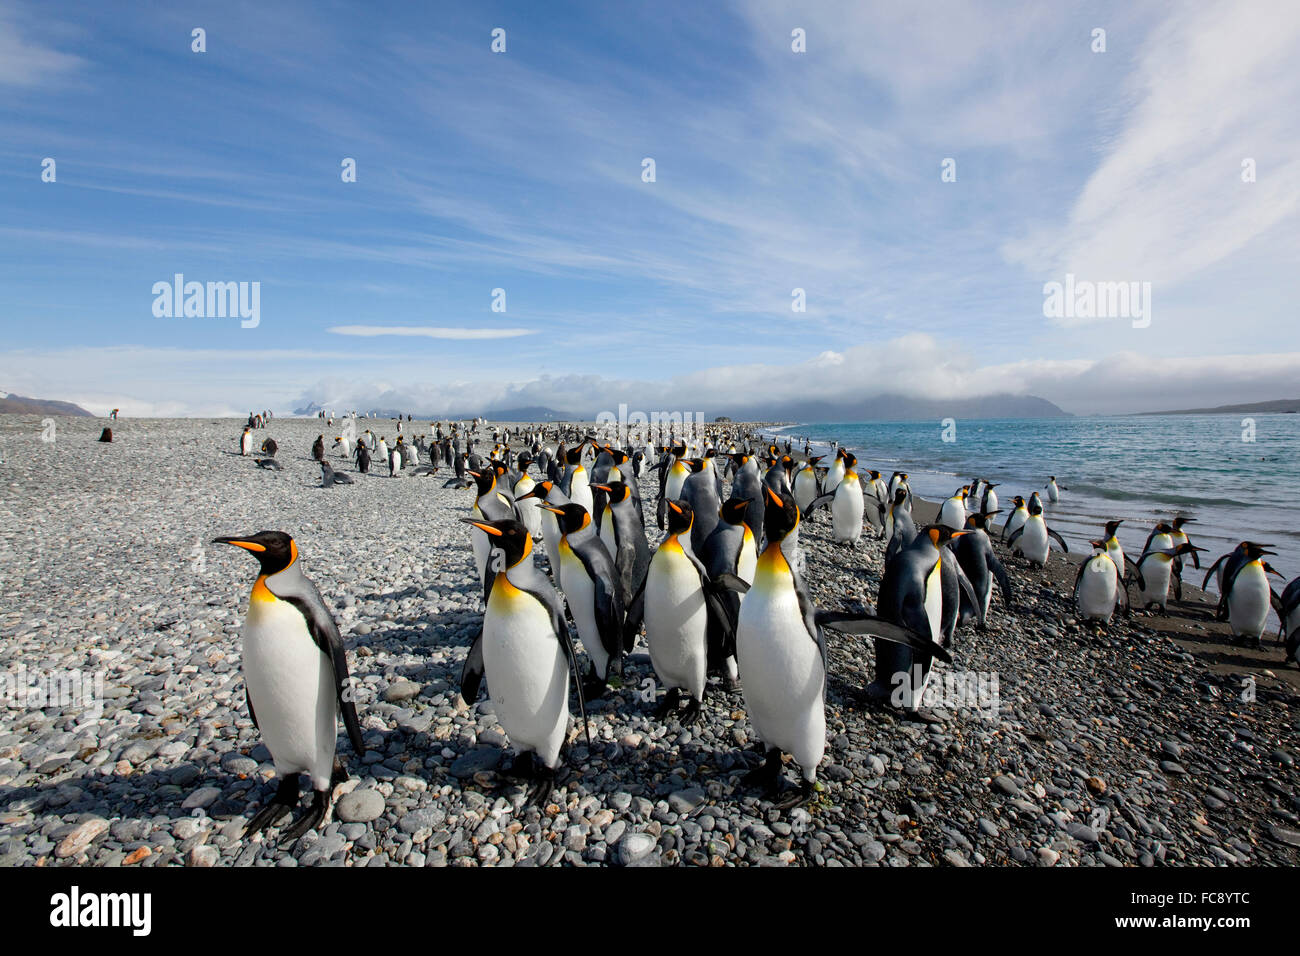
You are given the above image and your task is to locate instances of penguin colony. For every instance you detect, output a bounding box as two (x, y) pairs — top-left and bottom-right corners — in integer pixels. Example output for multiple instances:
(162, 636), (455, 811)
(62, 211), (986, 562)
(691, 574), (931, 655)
(215, 420), (1300, 841)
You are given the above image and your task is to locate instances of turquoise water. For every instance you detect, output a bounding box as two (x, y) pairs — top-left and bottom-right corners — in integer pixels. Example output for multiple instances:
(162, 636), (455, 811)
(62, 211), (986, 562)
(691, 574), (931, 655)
(770, 415), (1300, 583)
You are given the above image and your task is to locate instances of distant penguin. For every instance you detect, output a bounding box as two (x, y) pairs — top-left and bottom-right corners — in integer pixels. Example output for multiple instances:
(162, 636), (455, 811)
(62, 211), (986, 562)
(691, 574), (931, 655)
(884, 488), (918, 564)
(729, 453), (766, 547)
(240, 428), (253, 456)
(823, 449), (846, 497)
(319, 461), (353, 487)
(1001, 496), (1028, 544)
(938, 489), (969, 532)
(792, 456), (824, 515)
(262, 437), (278, 457)
(1006, 498), (1067, 567)
(256, 458), (281, 471)
(681, 458), (721, 554)
(355, 442), (371, 474)
(826, 452), (865, 545)
(457, 518), (587, 805)
(312, 435), (325, 462)
(1046, 476), (1062, 503)
(376, 437), (389, 464)
(212, 531), (365, 840)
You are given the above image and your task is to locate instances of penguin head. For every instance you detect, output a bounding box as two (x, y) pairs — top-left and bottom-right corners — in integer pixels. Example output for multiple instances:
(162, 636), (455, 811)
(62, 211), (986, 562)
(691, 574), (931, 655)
(762, 486), (799, 543)
(1104, 519), (1123, 538)
(965, 512), (993, 531)
(212, 531), (297, 575)
(592, 481), (630, 504)
(805, 455), (825, 467)
(468, 470), (496, 496)
(720, 497), (752, 527)
(869, 469), (881, 480)
(1012, 496), (1025, 508)
(542, 502), (590, 535)
(1027, 498), (1044, 516)
(1171, 515), (1195, 530)
(729, 452), (751, 468)
(892, 488), (908, 507)
(665, 499), (694, 536)
(1241, 541), (1276, 559)
(1088, 539), (1106, 552)
(923, 525), (967, 548)
(842, 451), (857, 468)
(684, 458), (707, 474)
(459, 517), (531, 567)
(516, 479), (553, 502)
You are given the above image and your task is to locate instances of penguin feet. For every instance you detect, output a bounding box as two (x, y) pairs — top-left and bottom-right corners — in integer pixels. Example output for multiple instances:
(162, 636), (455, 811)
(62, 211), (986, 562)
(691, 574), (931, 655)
(742, 748), (783, 789)
(772, 779), (816, 811)
(501, 751), (538, 781)
(330, 757), (350, 787)
(723, 676), (742, 693)
(582, 674), (608, 701)
(680, 697), (703, 726)
(526, 766), (556, 807)
(278, 790), (329, 843)
(243, 774), (301, 839)
(655, 686), (682, 719)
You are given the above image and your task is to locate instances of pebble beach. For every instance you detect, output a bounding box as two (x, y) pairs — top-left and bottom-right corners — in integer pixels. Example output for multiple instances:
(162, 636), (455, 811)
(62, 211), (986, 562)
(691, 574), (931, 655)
(1, 414), (1298, 868)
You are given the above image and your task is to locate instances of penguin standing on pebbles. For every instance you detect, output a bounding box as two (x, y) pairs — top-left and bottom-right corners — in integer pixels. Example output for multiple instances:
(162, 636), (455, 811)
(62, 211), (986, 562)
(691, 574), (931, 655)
(1006, 498), (1068, 568)
(458, 518), (588, 805)
(211, 531), (365, 840)
(730, 488), (947, 806)
(240, 428), (253, 456)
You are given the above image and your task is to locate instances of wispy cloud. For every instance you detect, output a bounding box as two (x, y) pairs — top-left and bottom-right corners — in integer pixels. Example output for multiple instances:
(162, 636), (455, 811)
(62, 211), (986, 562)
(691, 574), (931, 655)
(328, 325), (534, 340)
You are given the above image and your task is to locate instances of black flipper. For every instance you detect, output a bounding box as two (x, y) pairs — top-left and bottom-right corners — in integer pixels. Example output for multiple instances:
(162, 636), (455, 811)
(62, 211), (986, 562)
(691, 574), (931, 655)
(816, 611), (953, 664)
(1202, 554), (1227, 592)
(460, 629), (485, 705)
(1047, 528), (1069, 554)
(1006, 526), (1025, 549)
(800, 493), (835, 518)
(988, 551), (1014, 610)
(953, 560), (984, 628)
(1125, 556), (1146, 592)
(280, 594), (365, 756)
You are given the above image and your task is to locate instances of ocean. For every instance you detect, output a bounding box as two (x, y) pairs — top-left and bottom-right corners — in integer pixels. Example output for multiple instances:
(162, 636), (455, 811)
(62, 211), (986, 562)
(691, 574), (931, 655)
(769, 414), (1300, 586)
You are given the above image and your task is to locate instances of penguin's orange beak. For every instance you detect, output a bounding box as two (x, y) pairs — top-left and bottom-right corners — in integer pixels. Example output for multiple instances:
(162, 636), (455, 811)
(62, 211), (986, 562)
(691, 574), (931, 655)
(212, 537), (265, 552)
(541, 505), (566, 516)
(459, 518), (502, 536)
(591, 484), (613, 492)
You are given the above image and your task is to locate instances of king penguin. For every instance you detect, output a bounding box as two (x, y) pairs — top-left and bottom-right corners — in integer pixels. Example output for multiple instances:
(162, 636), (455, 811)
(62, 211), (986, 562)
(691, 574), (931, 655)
(457, 518), (587, 804)
(589, 481), (651, 652)
(1073, 541), (1131, 625)
(212, 531), (365, 840)
(955, 512), (1013, 627)
(240, 428), (253, 457)
(1006, 498), (1068, 568)
(543, 502), (625, 696)
(733, 488), (948, 805)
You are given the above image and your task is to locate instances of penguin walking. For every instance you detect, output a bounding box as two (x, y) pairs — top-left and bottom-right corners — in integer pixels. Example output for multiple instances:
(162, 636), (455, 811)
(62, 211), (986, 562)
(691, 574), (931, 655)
(979, 481), (999, 516)
(1074, 542), (1136, 625)
(823, 449), (846, 497)
(1000, 496), (1028, 545)
(355, 442), (371, 475)
(734, 488), (947, 805)
(1046, 476), (1063, 503)
(543, 502), (626, 697)
(1134, 541), (1204, 611)
(826, 452), (865, 545)
(212, 532), (365, 840)
(1206, 542), (1280, 645)
(457, 518), (588, 805)
(955, 512), (1014, 627)
(1005, 498), (1068, 568)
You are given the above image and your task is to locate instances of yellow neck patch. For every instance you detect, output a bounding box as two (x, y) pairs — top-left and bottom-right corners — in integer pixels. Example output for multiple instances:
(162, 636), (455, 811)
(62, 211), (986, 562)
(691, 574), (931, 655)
(251, 576), (277, 604)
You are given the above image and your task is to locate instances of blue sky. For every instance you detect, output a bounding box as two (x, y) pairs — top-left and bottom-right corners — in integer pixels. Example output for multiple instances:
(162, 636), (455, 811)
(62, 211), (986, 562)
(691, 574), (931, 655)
(2, 0), (1299, 416)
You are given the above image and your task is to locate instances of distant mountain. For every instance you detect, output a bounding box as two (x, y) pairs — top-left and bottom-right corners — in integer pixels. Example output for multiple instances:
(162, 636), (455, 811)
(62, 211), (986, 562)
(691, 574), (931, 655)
(721, 393), (1070, 423)
(292, 401), (582, 421)
(0, 390), (93, 417)
(1136, 398), (1300, 415)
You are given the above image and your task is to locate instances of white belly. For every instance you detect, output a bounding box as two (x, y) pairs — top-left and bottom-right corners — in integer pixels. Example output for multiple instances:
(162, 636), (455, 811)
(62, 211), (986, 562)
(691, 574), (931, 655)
(241, 434), (252, 455)
(666, 467), (688, 501)
(643, 547), (708, 700)
(736, 562), (825, 777)
(824, 462), (844, 495)
(539, 508), (562, 575)
(1077, 556), (1118, 621)
(984, 490), (998, 514)
(938, 497), (965, 531)
(831, 479), (864, 543)
(1018, 517), (1050, 564)
(559, 544), (610, 678)
(1005, 511), (1027, 540)
(793, 470), (819, 513)
(483, 583), (569, 768)
(737, 531), (757, 586)
(242, 599), (337, 789)
(1139, 555), (1172, 607)
(569, 470), (593, 513)
(471, 505), (490, 585)
(1229, 563), (1270, 638)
